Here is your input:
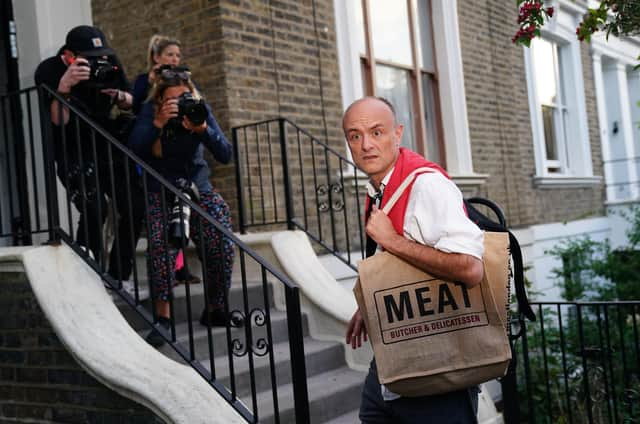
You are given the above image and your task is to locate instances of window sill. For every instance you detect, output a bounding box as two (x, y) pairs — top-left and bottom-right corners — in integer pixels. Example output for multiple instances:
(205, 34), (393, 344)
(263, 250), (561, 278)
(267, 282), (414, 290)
(605, 197), (640, 207)
(450, 173), (490, 188)
(533, 175), (603, 189)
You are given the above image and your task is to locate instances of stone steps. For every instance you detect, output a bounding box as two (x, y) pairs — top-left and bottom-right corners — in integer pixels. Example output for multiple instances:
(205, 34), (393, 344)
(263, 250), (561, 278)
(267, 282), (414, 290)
(254, 366), (364, 424)
(116, 279), (274, 331)
(117, 242), (365, 423)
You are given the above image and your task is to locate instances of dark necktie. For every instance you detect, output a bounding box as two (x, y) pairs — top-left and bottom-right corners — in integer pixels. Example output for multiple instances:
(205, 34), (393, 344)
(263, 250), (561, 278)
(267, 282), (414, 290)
(365, 192), (383, 258)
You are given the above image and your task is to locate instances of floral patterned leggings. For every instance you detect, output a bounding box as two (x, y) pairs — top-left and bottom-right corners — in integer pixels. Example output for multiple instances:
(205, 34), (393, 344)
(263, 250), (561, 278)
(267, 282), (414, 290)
(147, 190), (235, 305)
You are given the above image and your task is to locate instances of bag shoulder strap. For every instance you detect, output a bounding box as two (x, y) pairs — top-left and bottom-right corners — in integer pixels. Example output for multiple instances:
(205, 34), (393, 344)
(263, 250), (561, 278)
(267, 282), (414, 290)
(381, 166), (437, 214)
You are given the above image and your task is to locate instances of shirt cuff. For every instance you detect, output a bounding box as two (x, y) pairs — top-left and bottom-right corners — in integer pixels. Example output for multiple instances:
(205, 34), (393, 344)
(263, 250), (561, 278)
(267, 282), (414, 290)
(434, 237), (484, 260)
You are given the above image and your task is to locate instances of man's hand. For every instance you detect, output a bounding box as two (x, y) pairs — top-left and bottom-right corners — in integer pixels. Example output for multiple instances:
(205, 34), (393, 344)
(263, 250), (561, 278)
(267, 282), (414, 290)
(58, 58), (90, 93)
(182, 116), (207, 134)
(100, 88), (133, 109)
(345, 308), (368, 349)
(366, 204), (402, 250)
(153, 98), (179, 128)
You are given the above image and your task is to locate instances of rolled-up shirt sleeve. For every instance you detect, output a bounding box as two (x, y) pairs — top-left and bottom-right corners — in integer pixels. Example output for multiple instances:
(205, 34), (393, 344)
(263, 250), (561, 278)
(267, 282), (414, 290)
(404, 172), (484, 259)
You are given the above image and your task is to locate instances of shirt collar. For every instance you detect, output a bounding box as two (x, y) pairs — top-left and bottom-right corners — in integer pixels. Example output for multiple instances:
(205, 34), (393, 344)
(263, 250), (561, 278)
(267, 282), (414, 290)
(366, 166), (395, 198)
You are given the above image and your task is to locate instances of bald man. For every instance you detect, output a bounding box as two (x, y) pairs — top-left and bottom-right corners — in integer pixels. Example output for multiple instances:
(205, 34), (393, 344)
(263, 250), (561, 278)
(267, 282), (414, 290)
(344, 97), (484, 423)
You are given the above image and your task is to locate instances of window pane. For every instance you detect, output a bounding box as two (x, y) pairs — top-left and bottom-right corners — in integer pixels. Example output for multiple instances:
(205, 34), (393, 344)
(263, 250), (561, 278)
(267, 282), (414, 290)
(542, 105), (558, 161)
(370, 0), (413, 66)
(532, 38), (558, 106)
(376, 64), (416, 150)
(422, 73), (440, 163)
(353, 0), (366, 56)
(415, 0), (435, 72)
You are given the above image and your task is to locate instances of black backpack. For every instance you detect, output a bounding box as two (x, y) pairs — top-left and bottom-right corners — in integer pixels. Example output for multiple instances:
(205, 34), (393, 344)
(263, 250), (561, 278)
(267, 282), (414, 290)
(463, 197), (536, 326)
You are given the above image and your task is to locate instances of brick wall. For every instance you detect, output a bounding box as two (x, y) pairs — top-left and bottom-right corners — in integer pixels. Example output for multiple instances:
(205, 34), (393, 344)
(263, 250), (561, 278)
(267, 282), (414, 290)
(457, 0), (605, 228)
(92, 0), (346, 233)
(0, 265), (162, 423)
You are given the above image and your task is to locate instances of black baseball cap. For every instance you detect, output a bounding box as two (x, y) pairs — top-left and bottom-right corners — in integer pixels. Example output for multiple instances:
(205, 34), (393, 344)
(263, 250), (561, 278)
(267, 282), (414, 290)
(64, 25), (114, 57)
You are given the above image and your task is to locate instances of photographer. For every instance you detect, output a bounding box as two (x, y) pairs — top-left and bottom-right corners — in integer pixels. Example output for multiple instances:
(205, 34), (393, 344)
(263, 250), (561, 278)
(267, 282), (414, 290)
(35, 26), (146, 297)
(130, 34), (200, 287)
(129, 66), (238, 347)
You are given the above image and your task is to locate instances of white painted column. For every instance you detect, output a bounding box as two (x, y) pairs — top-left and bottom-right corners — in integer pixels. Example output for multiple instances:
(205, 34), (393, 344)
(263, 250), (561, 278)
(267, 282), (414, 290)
(626, 69), (640, 181)
(613, 62), (639, 199)
(591, 54), (616, 201)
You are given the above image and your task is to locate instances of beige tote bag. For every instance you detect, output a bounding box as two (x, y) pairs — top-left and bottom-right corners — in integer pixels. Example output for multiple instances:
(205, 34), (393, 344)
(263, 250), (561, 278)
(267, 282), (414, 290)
(353, 168), (511, 396)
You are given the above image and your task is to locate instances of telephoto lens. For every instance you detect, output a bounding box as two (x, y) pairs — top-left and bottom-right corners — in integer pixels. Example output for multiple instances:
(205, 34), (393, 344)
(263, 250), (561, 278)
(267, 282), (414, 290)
(168, 179), (200, 248)
(168, 194), (191, 248)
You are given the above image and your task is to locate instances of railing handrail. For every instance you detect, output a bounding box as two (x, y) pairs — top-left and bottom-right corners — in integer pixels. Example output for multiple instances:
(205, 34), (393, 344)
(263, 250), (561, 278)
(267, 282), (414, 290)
(233, 117), (359, 169)
(281, 117), (358, 165)
(38, 84), (300, 290)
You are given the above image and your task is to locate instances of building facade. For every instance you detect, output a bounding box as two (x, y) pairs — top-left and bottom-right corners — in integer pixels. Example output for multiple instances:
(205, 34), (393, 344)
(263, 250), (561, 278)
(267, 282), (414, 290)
(7, 0), (640, 298)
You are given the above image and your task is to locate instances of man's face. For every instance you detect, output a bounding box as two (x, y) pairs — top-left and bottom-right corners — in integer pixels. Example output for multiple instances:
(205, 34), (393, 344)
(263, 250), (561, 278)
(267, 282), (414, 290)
(342, 98), (403, 187)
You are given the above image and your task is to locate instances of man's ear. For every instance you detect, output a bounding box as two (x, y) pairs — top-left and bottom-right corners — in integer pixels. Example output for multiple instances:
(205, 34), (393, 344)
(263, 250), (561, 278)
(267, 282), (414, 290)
(62, 49), (75, 64)
(394, 124), (404, 147)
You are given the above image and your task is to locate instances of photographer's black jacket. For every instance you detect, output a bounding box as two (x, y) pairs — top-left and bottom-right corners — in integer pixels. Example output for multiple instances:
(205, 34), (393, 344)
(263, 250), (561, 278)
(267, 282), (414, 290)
(129, 101), (232, 193)
(35, 55), (130, 177)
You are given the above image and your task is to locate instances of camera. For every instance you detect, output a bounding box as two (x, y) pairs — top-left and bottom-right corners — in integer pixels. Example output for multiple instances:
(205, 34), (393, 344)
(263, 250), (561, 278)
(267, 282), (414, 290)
(84, 57), (119, 87)
(177, 92), (207, 126)
(168, 179), (200, 248)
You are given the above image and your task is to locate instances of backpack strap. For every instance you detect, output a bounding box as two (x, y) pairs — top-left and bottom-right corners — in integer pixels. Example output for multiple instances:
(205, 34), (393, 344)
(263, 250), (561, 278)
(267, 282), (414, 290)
(464, 200), (536, 323)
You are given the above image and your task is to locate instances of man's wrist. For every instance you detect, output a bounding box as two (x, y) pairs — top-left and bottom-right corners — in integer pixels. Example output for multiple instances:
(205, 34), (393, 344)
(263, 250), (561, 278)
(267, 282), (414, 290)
(57, 81), (71, 94)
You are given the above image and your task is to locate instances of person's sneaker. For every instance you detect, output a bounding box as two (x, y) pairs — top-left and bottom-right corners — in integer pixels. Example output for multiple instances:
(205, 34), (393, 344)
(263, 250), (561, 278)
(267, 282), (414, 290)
(122, 280), (150, 301)
(199, 308), (244, 328)
(145, 317), (171, 348)
(174, 268), (201, 286)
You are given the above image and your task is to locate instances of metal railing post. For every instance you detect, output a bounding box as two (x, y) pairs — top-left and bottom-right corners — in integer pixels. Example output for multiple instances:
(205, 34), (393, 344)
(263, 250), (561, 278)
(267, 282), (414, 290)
(279, 118), (295, 230)
(37, 86), (60, 244)
(232, 127), (247, 234)
(285, 286), (310, 423)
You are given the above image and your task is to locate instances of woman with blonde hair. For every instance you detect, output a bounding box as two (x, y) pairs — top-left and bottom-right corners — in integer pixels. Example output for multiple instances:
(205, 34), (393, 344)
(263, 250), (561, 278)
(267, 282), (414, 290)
(131, 34), (181, 114)
(131, 34), (199, 285)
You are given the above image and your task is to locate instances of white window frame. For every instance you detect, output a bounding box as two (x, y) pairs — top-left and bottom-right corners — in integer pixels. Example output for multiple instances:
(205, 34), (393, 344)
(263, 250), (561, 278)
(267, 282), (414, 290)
(524, 0), (600, 188)
(534, 38), (570, 173)
(333, 0), (488, 187)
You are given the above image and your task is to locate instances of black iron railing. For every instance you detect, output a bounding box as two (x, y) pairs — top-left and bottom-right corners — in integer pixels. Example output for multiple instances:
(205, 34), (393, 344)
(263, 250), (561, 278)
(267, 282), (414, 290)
(233, 117), (368, 271)
(516, 301), (640, 423)
(1, 86), (310, 423)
